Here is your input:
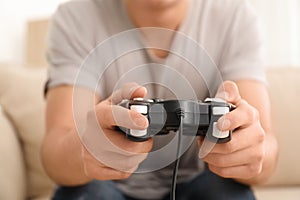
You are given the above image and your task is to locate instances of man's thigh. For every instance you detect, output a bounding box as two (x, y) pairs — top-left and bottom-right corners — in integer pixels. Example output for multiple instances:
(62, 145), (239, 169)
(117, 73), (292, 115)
(166, 169), (256, 200)
(52, 180), (127, 200)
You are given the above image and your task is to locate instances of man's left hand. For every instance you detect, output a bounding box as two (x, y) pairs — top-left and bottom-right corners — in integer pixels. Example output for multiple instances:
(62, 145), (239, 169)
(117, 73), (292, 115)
(199, 81), (266, 180)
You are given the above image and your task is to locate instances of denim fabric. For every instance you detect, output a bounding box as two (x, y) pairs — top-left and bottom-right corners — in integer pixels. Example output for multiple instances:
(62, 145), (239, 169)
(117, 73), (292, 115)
(52, 169), (256, 200)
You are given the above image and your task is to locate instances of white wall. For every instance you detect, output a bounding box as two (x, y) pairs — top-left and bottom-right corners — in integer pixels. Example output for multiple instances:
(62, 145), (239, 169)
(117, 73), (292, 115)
(251, 0), (300, 67)
(0, 0), (299, 67)
(0, 0), (68, 64)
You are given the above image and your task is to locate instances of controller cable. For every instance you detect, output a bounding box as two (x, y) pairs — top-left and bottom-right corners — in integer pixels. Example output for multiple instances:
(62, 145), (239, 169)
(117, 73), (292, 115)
(170, 109), (185, 200)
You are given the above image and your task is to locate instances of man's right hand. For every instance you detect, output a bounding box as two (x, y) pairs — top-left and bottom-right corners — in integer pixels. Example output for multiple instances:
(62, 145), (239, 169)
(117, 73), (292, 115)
(42, 83), (152, 186)
(80, 83), (153, 180)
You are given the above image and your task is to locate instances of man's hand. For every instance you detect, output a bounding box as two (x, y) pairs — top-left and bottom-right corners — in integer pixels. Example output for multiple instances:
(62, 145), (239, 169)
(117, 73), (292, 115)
(199, 81), (266, 180)
(81, 83), (153, 180)
(42, 83), (152, 185)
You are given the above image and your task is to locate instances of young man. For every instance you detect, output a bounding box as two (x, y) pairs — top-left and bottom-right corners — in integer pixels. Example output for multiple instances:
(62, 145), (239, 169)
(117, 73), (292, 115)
(42, 0), (278, 199)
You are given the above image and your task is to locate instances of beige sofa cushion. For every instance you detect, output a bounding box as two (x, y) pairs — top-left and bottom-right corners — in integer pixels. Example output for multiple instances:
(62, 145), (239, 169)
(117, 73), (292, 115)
(0, 106), (27, 200)
(264, 67), (300, 186)
(254, 186), (300, 200)
(0, 66), (54, 199)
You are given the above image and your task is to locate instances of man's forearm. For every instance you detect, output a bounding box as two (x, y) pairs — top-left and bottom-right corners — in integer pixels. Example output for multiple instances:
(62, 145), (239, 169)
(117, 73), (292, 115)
(41, 128), (92, 186)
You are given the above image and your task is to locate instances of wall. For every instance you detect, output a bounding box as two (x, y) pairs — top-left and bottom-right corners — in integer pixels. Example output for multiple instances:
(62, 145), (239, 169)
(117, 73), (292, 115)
(0, 0), (67, 64)
(0, 0), (299, 67)
(251, 0), (300, 67)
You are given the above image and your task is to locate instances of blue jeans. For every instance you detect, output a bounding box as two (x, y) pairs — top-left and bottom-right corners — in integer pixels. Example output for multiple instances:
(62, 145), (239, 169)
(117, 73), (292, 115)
(52, 169), (256, 200)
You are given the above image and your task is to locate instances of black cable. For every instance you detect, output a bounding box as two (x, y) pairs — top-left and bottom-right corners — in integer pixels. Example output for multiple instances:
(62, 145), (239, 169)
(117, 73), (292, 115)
(170, 110), (184, 200)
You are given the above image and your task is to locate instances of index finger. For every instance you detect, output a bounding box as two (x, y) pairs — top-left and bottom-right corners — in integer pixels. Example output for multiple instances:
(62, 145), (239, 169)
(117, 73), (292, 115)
(96, 104), (149, 130)
(108, 82), (147, 105)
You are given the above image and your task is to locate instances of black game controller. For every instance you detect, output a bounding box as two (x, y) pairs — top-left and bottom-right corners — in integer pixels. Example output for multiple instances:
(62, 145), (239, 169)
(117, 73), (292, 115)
(117, 98), (234, 143)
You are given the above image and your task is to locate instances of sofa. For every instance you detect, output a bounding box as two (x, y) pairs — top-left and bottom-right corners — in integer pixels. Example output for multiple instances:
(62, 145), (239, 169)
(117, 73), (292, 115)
(0, 63), (299, 200)
(0, 64), (54, 200)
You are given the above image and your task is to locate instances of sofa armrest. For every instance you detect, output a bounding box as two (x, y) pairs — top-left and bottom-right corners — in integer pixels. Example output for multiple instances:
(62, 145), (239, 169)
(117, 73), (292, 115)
(0, 105), (27, 200)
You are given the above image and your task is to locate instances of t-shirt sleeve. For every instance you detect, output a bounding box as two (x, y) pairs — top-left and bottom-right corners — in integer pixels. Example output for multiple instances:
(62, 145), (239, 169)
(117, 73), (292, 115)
(45, 3), (98, 93)
(219, 0), (266, 84)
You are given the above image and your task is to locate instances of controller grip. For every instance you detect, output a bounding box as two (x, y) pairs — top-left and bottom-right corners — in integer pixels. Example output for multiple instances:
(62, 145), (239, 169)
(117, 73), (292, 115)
(117, 98), (233, 143)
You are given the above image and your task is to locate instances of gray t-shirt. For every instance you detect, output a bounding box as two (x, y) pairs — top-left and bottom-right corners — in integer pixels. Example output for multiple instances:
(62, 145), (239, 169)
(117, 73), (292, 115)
(46, 0), (266, 199)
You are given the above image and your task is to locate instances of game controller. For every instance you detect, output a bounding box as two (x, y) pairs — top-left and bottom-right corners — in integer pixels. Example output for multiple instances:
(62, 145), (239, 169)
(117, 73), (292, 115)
(117, 98), (235, 143)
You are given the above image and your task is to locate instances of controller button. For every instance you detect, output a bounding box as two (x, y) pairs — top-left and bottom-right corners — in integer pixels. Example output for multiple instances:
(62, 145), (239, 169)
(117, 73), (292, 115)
(130, 105), (148, 114)
(213, 107), (229, 115)
(132, 98), (154, 103)
(130, 130), (147, 137)
(204, 98), (226, 103)
(212, 122), (229, 139)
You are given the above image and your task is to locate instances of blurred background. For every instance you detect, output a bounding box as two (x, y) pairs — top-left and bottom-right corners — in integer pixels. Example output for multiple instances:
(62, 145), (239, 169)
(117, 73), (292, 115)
(0, 0), (68, 67)
(252, 0), (300, 67)
(0, 0), (299, 68)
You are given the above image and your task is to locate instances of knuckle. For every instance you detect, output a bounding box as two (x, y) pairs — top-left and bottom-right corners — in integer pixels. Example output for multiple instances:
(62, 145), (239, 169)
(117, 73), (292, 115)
(121, 173), (132, 179)
(257, 146), (265, 162)
(215, 157), (227, 168)
(96, 101), (106, 112)
(142, 140), (153, 153)
(246, 107), (256, 122)
(256, 153), (264, 164)
(117, 171), (132, 179)
(208, 164), (217, 174)
(84, 163), (99, 179)
(251, 150), (264, 165)
(248, 163), (262, 176)
(249, 144), (265, 164)
(224, 142), (235, 154)
(96, 105), (111, 125)
(123, 141), (152, 153)
(119, 150), (147, 167)
(83, 165), (92, 178)
(217, 168), (229, 178)
(122, 144), (138, 153)
(103, 108), (112, 124)
(240, 148), (264, 178)
(132, 143), (145, 153)
(125, 155), (145, 170)
(222, 113), (233, 126)
(257, 130), (265, 143)
(119, 158), (137, 171)
(209, 165), (229, 178)
(253, 108), (260, 120)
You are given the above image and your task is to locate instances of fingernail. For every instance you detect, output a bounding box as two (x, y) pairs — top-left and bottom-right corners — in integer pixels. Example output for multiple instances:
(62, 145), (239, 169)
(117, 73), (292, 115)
(199, 150), (205, 159)
(129, 86), (141, 96)
(218, 117), (231, 130)
(216, 91), (230, 101)
(199, 148), (209, 159)
(135, 117), (148, 128)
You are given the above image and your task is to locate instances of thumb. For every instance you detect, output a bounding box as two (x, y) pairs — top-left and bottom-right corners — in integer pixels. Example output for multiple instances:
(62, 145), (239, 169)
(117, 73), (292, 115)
(110, 82), (147, 105)
(215, 81), (241, 104)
